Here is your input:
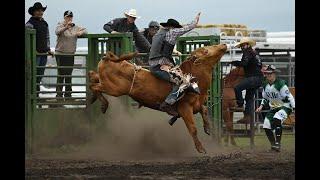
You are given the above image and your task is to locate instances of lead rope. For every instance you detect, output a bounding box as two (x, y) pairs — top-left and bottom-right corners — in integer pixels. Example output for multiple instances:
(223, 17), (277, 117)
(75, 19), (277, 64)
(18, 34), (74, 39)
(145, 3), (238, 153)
(129, 63), (142, 95)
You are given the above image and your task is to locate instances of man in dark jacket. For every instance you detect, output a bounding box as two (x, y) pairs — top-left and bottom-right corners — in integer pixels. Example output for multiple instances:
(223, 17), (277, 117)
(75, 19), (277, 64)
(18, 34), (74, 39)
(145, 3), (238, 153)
(133, 21), (160, 65)
(103, 9), (150, 53)
(230, 37), (264, 123)
(25, 2), (53, 97)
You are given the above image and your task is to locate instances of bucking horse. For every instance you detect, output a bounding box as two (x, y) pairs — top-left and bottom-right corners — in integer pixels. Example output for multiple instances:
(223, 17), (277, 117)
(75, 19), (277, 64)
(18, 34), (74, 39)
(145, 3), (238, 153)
(88, 44), (227, 153)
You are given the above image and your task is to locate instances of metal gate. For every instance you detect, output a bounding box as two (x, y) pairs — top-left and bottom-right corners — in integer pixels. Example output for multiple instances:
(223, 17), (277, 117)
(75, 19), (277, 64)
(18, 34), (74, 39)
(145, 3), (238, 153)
(25, 29), (134, 153)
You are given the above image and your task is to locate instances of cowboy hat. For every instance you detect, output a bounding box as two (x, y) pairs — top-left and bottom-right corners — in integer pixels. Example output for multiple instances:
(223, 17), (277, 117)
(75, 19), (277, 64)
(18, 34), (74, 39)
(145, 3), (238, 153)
(234, 37), (256, 48)
(124, 9), (140, 18)
(262, 65), (281, 73)
(28, 2), (47, 15)
(160, 19), (182, 28)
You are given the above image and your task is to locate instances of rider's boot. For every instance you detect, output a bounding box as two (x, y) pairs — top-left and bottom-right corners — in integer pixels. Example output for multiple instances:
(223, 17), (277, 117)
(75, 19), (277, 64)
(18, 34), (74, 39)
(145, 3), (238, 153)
(187, 82), (201, 94)
(160, 84), (181, 116)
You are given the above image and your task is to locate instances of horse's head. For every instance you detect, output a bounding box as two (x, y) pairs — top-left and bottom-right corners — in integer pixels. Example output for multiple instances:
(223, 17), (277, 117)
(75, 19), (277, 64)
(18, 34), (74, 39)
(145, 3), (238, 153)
(190, 44), (227, 68)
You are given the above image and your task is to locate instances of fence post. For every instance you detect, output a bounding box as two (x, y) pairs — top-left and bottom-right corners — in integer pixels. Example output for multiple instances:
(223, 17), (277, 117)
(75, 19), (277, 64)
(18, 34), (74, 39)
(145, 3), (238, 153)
(25, 28), (36, 154)
(210, 36), (222, 143)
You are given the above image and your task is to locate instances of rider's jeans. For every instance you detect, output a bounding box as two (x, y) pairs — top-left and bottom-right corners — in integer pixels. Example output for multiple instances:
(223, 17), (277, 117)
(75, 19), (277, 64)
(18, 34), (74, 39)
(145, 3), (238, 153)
(234, 76), (263, 115)
(149, 64), (171, 82)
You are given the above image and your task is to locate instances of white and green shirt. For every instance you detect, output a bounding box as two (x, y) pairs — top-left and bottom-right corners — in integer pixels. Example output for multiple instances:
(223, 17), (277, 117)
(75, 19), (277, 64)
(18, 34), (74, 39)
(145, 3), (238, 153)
(260, 78), (295, 109)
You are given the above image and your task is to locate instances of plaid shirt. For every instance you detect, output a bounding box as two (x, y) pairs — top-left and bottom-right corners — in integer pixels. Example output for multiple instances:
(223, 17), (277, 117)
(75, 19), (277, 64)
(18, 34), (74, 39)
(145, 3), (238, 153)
(165, 20), (197, 45)
(149, 20), (197, 67)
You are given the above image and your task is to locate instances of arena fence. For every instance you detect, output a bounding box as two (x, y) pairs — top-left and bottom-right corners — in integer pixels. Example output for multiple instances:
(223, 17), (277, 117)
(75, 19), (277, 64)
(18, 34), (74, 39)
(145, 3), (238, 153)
(25, 28), (222, 153)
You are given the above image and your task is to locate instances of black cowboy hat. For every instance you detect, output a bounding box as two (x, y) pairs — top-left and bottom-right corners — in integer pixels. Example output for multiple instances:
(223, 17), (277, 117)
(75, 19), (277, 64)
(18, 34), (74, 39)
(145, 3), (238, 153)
(160, 19), (182, 28)
(28, 2), (47, 15)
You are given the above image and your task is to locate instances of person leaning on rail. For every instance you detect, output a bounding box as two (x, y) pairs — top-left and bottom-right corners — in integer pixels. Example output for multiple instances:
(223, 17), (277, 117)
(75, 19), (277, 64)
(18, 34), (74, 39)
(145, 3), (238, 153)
(25, 2), (54, 98)
(103, 9), (151, 53)
(55, 10), (87, 100)
(255, 65), (295, 152)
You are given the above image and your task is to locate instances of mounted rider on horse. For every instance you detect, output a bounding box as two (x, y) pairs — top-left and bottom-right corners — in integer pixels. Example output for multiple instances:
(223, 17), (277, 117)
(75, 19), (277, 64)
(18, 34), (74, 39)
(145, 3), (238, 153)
(148, 13), (201, 116)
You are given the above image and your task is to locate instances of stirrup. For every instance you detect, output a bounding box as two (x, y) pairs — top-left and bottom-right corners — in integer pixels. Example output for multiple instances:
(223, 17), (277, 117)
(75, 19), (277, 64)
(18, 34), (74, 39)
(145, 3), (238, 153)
(160, 102), (178, 116)
(168, 116), (179, 126)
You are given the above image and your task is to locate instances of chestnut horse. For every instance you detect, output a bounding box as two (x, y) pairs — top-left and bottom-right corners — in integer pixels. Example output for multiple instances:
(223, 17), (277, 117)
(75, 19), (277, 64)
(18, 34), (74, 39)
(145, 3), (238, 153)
(221, 66), (245, 146)
(88, 44), (227, 153)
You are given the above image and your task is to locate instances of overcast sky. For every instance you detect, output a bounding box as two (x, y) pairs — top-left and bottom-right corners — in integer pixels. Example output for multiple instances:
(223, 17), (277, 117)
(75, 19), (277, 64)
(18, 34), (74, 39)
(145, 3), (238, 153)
(25, 0), (295, 48)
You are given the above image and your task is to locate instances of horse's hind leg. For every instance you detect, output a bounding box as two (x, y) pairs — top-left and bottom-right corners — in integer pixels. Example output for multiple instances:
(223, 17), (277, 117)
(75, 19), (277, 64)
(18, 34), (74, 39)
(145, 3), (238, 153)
(200, 105), (210, 135)
(88, 71), (109, 113)
(97, 92), (109, 113)
(89, 82), (109, 113)
(88, 71), (100, 104)
(230, 112), (237, 146)
(223, 109), (231, 146)
(178, 103), (206, 154)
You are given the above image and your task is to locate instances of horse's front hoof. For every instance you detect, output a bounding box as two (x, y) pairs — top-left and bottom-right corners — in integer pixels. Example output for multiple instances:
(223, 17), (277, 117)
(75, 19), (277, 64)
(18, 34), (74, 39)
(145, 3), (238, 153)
(196, 146), (207, 154)
(198, 149), (207, 154)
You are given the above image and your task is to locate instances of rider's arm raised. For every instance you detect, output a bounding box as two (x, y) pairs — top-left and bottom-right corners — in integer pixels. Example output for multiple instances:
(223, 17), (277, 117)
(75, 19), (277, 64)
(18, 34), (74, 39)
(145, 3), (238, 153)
(166, 13), (200, 44)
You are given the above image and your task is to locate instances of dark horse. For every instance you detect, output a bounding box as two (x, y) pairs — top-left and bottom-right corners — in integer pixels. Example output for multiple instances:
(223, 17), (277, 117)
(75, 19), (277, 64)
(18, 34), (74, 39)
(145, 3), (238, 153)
(222, 66), (245, 146)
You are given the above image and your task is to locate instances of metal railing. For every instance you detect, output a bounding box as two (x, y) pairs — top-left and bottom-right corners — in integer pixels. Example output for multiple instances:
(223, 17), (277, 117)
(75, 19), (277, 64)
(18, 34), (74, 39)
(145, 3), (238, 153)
(34, 53), (88, 109)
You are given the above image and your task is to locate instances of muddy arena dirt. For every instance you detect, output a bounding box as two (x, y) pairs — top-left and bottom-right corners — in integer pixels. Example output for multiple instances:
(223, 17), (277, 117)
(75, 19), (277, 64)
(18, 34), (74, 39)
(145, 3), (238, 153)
(26, 150), (294, 179)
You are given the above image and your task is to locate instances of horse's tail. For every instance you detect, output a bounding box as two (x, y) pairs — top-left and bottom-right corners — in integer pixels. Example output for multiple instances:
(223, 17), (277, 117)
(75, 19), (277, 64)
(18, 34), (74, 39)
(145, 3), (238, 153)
(102, 51), (138, 62)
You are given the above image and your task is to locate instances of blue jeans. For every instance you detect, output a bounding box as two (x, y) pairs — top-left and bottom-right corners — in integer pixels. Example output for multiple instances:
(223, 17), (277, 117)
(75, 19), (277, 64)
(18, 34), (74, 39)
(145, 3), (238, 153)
(149, 64), (171, 82)
(150, 64), (179, 105)
(234, 76), (263, 115)
(36, 55), (48, 95)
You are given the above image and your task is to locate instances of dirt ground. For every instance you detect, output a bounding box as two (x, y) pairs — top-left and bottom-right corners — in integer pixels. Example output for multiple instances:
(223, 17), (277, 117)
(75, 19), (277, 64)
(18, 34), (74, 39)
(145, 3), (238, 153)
(26, 98), (294, 179)
(25, 149), (294, 180)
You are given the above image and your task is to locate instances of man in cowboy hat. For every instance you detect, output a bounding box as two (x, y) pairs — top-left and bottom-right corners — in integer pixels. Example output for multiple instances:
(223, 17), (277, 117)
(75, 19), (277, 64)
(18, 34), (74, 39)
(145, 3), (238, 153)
(256, 65), (295, 152)
(103, 9), (150, 53)
(230, 37), (264, 123)
(135, 20), (182, 65)
(148, 12), (201, 116)
(26, 2), (54, 97)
